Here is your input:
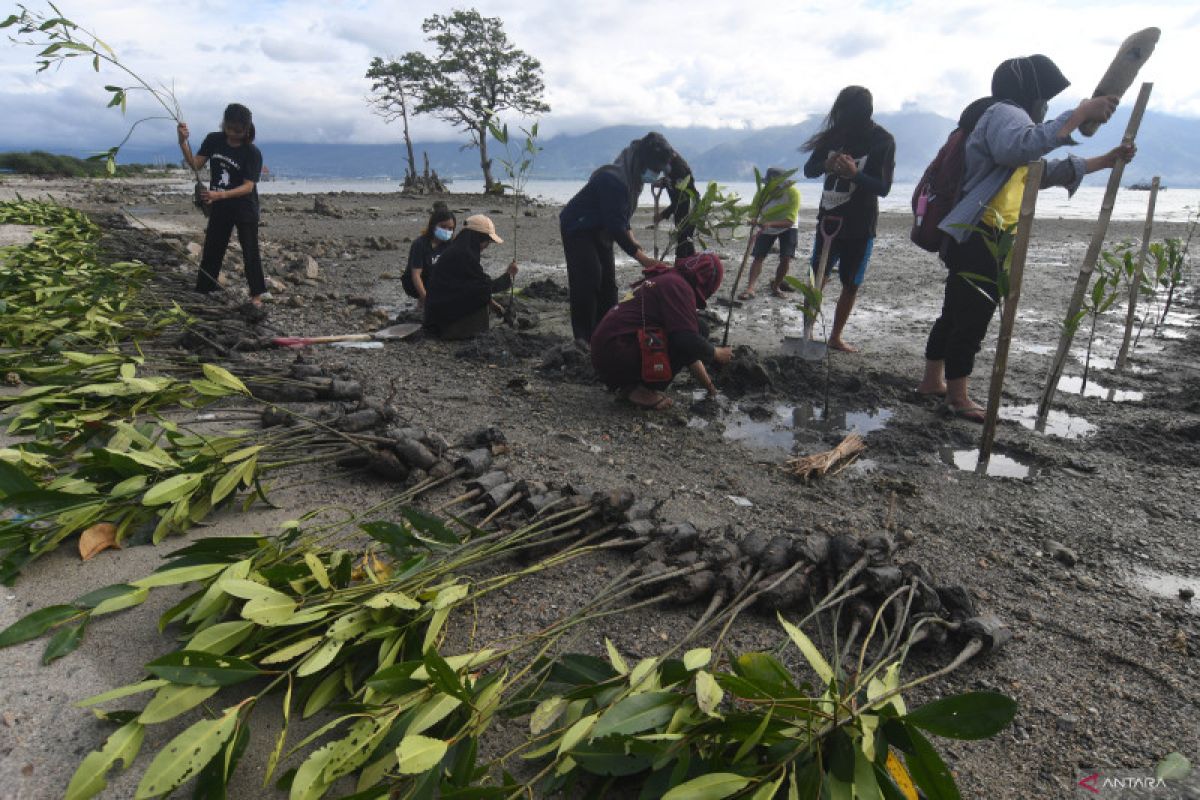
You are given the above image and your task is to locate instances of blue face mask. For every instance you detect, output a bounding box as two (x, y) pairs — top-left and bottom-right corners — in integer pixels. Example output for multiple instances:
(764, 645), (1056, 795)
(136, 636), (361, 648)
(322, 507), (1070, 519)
(641, 169), (658, 183)
(433, 227), (453, 242)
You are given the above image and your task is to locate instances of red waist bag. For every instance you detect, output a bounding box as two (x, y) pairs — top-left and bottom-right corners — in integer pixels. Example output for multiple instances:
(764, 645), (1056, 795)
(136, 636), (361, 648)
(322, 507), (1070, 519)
(638, 327), (671, 383)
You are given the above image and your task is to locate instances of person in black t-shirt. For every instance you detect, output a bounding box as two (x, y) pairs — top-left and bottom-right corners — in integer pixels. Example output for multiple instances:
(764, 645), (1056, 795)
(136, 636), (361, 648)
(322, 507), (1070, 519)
(424, 215), (519, 340)
(802, 86), (895, 352)
(177, 103), (267, 305)
(402, 205), (457, 307)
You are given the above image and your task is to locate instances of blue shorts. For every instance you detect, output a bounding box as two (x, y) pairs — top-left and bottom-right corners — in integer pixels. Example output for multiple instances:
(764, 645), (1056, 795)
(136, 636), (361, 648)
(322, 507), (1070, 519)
(751, 227), (798, 259)
(810, 234), (874, 288)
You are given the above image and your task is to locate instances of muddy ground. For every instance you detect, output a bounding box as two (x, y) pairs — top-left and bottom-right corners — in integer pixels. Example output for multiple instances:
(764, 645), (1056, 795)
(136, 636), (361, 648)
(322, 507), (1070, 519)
(1, 175), (1198, 799)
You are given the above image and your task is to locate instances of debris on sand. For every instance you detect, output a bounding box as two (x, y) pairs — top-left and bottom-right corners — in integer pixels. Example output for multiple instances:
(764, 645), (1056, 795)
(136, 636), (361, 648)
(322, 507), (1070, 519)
(785, 433), (866, 481)
(522, 278), (570, 302)
(453, 328), (559, 365)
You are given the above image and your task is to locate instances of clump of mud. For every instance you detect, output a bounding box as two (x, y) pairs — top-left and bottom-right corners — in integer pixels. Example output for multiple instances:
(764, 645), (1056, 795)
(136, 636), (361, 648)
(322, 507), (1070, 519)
(522, 278), (569, 302)
(453, 328), (560, 365)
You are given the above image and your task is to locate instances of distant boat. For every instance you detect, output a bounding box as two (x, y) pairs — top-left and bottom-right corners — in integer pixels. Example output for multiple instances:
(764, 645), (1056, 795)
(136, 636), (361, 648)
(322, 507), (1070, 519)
(1127, 181), (1166, 190)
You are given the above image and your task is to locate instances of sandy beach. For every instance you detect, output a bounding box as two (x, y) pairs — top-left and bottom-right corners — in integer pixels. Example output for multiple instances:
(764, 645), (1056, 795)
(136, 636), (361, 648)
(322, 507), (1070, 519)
(1, 174), (1197, 798)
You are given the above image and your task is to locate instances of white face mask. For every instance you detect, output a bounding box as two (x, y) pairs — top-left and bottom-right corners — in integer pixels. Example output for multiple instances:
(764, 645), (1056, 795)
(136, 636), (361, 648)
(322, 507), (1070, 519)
(433, 227), (453, 242)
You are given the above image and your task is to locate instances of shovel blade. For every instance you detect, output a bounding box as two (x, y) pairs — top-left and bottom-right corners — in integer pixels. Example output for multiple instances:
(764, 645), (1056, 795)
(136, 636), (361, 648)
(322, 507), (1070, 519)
(373, 323), (423, 340)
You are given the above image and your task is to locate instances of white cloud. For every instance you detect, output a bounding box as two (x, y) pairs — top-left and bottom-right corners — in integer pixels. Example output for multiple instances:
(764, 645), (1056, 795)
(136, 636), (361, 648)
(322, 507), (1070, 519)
(0, 0), (1195, 152)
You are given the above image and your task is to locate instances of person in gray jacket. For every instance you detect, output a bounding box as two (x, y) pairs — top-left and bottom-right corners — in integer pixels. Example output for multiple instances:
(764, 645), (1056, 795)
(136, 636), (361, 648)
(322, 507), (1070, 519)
(916, 55), (1135, 421)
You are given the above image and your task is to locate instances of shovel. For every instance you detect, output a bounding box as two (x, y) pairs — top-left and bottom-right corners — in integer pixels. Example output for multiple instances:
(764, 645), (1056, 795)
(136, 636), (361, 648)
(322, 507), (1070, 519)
(803, 214), (844, 344)
(271, 323), (422, 348)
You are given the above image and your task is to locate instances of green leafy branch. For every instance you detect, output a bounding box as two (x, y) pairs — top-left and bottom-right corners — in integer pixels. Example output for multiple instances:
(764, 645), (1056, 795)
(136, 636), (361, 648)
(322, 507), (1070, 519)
(2, 3), (196, 179)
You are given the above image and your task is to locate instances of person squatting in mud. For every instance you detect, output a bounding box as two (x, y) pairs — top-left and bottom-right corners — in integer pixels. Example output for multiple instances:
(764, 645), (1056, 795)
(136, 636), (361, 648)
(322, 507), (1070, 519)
(177, 103), (267, 306)
(423, 214), (519, 340)
(559, 132), (676, 349)
(590, 253), (733, 411)
(402, 202), (457, 308)
(738, 167), (803, 301)
(915, 55), (1136, 422)
(802, 86), (895, 353)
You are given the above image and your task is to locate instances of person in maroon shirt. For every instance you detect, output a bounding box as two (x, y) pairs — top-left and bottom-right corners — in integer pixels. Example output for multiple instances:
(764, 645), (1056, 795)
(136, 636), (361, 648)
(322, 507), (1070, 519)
(591, 253), (733, 410)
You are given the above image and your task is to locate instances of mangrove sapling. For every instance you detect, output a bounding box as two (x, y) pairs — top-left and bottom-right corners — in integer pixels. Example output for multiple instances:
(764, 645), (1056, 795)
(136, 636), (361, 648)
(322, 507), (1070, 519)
(515, 614), (1017, 799)
(1151, 236), (1188, 336)
(2, 4), (208, 200)
(1072, 243), (1130, 392)
(1116, 178), (1159, 370)
(721, 168), (797, 345)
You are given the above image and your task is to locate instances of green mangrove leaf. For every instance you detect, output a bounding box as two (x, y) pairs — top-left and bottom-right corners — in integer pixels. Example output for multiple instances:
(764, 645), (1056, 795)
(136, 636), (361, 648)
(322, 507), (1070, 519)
(201, 364), (248, 395)
(0, 604), (79, 647)
(64, 720), (144, 800)
(778, 612), (833, 684)
(185, 621), (255, 656)
(296, 638), (344, 677)
(530, 696), (568, 735)
(145, 650), (263, 686)
(134, 705), (239, 798)
(903, 692), (1016, 740)
(395, 734), (447, 775)
(141, 473), (203, 506)
(592, 692), (677, 739)
(76, 679), (168, 709)
(137, 684), (220, 725)
(41, 619), (87, 664)
(261, 635), (323, 665)
(695, 670), (724, 718)
(661, 772), (751, 800)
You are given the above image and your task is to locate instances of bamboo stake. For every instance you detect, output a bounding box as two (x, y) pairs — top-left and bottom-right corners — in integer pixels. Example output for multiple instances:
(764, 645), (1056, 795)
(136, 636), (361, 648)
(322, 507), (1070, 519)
(1035, 82), (1152, 426)
(978, 160), (1045, 472)
(1115, 176), (1159, 370)
(721, 222), (759, 346)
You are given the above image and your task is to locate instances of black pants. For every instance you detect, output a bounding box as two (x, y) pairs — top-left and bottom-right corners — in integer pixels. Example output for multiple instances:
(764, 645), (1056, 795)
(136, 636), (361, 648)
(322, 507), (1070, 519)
(197, 202), (265, 296)
(562, 228), (617, 342)
(924, 230), (999, 380)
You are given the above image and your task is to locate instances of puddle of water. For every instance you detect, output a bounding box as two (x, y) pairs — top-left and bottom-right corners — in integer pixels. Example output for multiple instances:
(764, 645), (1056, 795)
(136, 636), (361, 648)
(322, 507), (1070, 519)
(1076, 354), (1155, 374)
(1056, 375), (1144, 402)
(939, 447), (1036, 479)
(793, 403), (893, 436)
(1000, 404), (1096, 439)
(691, 394), (894, 458)
(1127, 566), (1198, 613)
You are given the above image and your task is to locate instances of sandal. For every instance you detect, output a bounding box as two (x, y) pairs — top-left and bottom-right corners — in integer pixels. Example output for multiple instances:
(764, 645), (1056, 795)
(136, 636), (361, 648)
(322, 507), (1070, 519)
(943, 402), (986, 423)
(625, 388), (674, 411)
(770, 281), (795, 296)
(737, 289), (756, 301)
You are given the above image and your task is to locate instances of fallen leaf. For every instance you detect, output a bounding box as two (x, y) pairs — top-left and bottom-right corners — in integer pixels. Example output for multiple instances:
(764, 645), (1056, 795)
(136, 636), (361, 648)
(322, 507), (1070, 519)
(79, 523), (120, 561)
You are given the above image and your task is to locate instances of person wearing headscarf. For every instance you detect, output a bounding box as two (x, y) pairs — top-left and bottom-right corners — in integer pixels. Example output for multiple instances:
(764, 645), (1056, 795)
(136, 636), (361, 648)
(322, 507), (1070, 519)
(916, 55), (1134, 421)
(423, 215), (517, 340)
(590, 253), (732, 411)
(560, 132), (675, 347)
(801, 86), (895, 352)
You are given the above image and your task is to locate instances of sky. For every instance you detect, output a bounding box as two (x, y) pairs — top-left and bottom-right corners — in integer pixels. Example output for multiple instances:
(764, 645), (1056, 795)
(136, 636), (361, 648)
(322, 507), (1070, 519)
(0, 0), (1197, 151)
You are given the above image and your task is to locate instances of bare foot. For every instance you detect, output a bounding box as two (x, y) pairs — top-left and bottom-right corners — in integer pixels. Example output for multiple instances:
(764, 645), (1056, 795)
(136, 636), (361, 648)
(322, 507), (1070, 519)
(915, 381), (947, 396)
(828, 338), (858, 353)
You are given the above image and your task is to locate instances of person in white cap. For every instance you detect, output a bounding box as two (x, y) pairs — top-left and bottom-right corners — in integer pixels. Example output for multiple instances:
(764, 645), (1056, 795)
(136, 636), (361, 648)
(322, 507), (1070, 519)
(423, 214), (518, 339)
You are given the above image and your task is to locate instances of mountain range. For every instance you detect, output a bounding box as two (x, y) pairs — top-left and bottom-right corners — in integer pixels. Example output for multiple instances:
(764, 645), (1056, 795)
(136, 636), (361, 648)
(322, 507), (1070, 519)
(15, 108), (1200, 187)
